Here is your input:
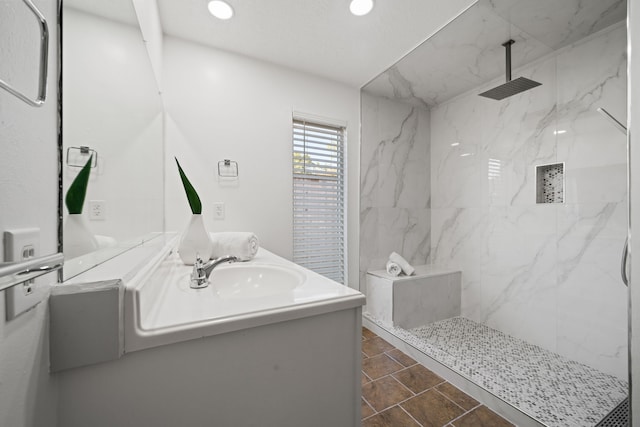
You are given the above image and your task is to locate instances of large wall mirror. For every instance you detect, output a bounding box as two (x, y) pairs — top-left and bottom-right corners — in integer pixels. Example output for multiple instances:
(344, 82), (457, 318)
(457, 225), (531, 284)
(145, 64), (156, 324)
(61, 0), (164, 279)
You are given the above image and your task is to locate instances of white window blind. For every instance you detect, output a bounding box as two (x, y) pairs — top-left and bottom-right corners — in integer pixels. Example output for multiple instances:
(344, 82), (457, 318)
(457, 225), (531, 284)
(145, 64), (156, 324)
(292, 118), (345, 284)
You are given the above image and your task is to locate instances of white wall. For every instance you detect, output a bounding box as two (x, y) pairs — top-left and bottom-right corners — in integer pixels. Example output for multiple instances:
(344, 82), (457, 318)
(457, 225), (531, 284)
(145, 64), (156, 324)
(0, 0), (59, 425)
(132, 0), (163, 89)
(162, 37), (361, 288)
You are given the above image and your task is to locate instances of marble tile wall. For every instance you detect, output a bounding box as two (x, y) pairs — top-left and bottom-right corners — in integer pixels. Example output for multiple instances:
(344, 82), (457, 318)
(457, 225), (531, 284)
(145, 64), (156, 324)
(361, 22), (627, 380)
(428, 23), (628, 379)
(360, 94), (431, 288)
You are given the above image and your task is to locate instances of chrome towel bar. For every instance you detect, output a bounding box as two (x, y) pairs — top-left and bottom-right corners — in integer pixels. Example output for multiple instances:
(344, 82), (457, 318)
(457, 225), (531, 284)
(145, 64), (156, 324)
(0, 0), (49, 107)
(0, 253), (63, 292)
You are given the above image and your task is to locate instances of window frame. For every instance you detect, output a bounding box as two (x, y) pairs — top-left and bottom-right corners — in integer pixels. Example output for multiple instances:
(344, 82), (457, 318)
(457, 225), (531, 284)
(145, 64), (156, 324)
(292, 114), (347, 284)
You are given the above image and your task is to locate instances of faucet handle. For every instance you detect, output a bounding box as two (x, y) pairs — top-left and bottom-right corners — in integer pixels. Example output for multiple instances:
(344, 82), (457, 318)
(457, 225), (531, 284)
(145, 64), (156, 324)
(190, 254), (208, 288)
(194, 253), (204, 268)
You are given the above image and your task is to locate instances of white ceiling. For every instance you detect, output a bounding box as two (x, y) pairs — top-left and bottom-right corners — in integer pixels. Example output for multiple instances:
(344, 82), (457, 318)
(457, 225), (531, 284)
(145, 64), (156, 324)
(156, 0), (477, 87)
(64, 0), (139, 26)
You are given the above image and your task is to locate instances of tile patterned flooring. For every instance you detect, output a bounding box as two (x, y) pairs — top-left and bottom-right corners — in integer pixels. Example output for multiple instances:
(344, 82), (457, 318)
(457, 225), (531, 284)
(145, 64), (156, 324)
(361, 327), (514, 427)
(371, 316), (628, 427)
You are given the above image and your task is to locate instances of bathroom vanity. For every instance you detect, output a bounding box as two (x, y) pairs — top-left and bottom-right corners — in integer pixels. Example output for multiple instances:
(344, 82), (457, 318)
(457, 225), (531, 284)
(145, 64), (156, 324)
(51, 235), (365, 427)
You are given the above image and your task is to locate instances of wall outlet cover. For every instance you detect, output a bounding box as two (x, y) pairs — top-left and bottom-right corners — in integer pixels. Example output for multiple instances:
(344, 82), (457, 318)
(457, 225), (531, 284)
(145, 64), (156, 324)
(4, 228), (47, 320)
(89, 200), (107, 221)
(213, 202), (225, 220)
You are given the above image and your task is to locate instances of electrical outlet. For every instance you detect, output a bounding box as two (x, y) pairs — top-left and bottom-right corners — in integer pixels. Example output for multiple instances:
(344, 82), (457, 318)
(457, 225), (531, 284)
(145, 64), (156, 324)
(213, 202), (225, 220)
(4, 228), (47, 320)
(89, 200), (106, 221)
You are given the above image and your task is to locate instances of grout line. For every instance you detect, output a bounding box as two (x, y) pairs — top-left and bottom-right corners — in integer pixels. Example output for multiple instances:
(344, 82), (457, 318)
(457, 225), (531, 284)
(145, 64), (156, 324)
(397, 404), (425, 427)
(384, 349), (419, 367)
(448, 410), (469, 426)
(433, 387), (469, 414)
(361, 395), (376, 416)
(362, 330), (513, 427)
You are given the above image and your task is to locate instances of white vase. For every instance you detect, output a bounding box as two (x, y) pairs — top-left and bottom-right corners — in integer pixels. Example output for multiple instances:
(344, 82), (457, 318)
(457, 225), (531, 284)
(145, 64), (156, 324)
(64, 214), (99, 259)
(178, 214), (213, 265)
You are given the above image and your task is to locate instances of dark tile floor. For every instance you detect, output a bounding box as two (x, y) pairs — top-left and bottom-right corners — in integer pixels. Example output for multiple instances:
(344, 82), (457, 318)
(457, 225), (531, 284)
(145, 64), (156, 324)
(361, 327), (514, 427)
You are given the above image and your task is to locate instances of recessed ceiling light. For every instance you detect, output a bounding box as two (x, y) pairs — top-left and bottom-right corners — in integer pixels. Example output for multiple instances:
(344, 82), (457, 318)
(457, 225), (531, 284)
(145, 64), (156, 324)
(208, 0), (234, 20)
(350, 0), (374, 16)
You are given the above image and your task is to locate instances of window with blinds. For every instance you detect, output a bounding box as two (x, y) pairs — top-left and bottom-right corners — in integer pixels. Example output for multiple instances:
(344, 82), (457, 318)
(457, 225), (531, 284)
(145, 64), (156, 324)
(292, 118), (346, 284)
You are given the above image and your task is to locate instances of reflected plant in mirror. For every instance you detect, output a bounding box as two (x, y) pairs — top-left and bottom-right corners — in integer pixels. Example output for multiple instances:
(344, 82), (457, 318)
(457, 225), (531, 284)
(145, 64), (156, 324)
(63, 155), (99, 259)
(65, 154), (92, 214)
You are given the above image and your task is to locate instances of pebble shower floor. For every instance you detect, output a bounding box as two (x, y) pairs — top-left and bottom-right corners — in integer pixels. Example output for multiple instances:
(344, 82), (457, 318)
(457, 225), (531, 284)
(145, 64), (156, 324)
(367, 316), (628, 427)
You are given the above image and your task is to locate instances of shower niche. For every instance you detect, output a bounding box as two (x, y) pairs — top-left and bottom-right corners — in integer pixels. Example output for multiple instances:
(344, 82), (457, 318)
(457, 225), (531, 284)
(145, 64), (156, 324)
(535, 162), (564, 204)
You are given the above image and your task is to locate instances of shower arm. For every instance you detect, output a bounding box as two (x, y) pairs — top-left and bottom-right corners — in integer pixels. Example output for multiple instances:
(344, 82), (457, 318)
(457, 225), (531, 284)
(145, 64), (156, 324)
(597, 107), (627, 134)
(503, 40), (514, 82)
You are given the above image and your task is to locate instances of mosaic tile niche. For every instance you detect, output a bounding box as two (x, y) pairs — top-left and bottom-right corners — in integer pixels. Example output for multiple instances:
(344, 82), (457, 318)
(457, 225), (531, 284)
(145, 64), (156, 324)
(536, 162), (564, 203)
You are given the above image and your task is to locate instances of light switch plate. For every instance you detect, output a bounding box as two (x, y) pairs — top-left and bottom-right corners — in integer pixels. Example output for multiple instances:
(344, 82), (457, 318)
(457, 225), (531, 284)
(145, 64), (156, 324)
(4, 228), (47, 320)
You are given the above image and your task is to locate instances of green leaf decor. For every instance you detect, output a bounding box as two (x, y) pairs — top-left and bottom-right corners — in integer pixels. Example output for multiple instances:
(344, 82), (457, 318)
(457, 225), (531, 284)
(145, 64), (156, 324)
(65, 155), (93, 214)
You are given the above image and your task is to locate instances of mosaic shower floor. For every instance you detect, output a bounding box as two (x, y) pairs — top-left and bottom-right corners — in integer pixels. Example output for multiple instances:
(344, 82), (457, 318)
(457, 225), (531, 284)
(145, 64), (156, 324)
(369, 316), (628, 427)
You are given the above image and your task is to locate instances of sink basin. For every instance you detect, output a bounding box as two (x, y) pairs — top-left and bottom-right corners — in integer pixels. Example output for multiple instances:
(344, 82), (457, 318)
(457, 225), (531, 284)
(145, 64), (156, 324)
(210, 264), (305, 299)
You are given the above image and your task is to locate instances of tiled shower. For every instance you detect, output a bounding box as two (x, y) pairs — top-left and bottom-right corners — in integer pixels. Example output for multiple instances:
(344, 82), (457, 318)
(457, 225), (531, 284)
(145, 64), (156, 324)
(360, 0), (628, 425)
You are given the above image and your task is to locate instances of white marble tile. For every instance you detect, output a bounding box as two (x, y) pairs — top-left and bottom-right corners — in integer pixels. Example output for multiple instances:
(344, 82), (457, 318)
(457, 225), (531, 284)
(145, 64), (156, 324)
(480, 205), (558, 349)
(362, 0), (624, 109)
(360, 93), (380, 209)
(431, 207), (485, 320)
(359, 206), (379, 278)
(392, 272), (461, 329)
(479, 56), (558, 207)
(556, 201), (628, 378)
(430, 96), (486, 209)
(377, 104), (430, 209)
(365, 274), (394, 325)
(489, 0), (626, 51)
(360, 94), (431, 281)
(377, 207), (431, 266)
(556, 24), (627, 204)
(364, 1), (554, 107)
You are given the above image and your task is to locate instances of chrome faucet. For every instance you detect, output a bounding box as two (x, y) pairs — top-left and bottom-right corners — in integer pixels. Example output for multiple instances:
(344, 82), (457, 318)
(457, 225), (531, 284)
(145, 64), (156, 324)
(190, 254), (239, 289)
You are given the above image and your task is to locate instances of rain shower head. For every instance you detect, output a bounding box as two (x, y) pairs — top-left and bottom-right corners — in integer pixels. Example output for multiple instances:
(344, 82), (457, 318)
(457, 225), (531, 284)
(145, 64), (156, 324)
(479, 40), (542, 100)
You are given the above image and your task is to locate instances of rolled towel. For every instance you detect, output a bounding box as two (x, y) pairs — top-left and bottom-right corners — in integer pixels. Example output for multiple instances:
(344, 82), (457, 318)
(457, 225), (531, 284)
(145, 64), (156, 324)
(386, 260), (402, 277)
(209, 232), (259, 261)
(389, 251), (415, 276)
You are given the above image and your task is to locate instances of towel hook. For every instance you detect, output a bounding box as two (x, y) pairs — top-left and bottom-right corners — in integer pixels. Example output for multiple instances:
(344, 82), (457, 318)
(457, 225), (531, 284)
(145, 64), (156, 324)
(0, 0), (49, 107)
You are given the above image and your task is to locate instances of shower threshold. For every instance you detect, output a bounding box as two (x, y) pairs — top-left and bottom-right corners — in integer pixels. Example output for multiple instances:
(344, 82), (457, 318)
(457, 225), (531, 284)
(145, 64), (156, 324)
(363, 314), (628, 427)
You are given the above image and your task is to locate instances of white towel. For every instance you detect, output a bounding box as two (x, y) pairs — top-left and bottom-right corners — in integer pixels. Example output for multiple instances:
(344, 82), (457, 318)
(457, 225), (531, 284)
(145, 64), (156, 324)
(386, 260), (402, 277)
(389, 251), (415, 276)
(209, 232), (259, 261)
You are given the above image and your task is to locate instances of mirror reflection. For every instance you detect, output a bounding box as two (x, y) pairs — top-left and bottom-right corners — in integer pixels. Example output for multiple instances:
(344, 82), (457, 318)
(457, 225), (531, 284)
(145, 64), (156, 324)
(62, 0), (164, 278)
(360, 0), (628, 425)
